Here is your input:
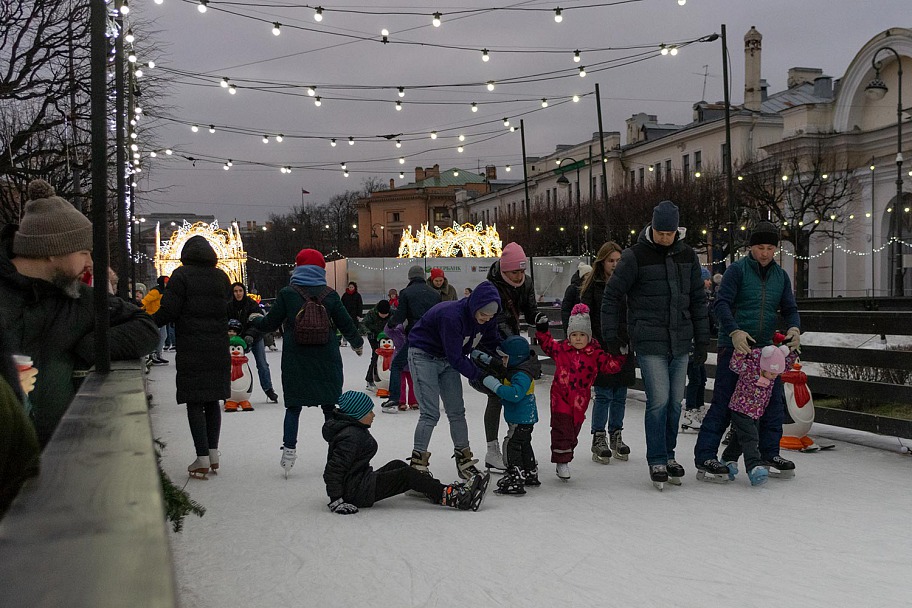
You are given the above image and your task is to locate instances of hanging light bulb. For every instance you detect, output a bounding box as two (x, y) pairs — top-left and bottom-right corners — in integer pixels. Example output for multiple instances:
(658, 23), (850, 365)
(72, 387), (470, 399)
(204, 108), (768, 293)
(398, 86), (405, 97)
(541, 98), (548, 107)
(314, 96), (322, 106)
(381, 29), (389, 43)
(191, 124), (199, 133)
(579, 66), (586, 77)
(481, 48), (489, 62)
(228, 83), (237, 94)
(573, 49), (581, 62)
(130, 143), (138, 151)
(134, 106), (142, 114)
(458, 134), (465, 141)
(147, 60), (155, 68)
(430, 131), (437, 139)
(149, 150), (156, 157)
(670, 45), (678, 56)
(396, 101), (402, 111)
(471, 102), (478, 113)
(120, 0), (130, 15)
(154, 0), (162, 4)
(280, 167), (287, 174)
(395, 139), (402, 148)
(487, 81), (495, 91)
(226, 159), (233, 166)
(220, 77), (229, 88)
(678, 0), (686, 5)
(208, 125), (215, 133)
(224, 163), (230, 171)
(165, 149), (172, 155)
(453, 170), (459, 176)
(509, 125), (516, 132)
(197, 0), (208, 13)
(330, 138), (337, 147)
(343, 170), (349, 177)
(125, 29), (135, 43)
(276, 134), (284, 142)
(314, 6), (323, 21)
(457, 146), (464, 153)
(134, 68), (143, 78)
(572, 94), (580, 102)
(554, 7), (562, 22)
(505, 165), (511, 172)
(341, 162), (347, 170)
(660, 44), (669, 56)
(503, 118), (510, 127)
(272, 22), (281, 36)
(262, 135), (269, 143)
(399, 157), (405, 164)
(348, 136), (355, 145)
(307, 86), (316, 96)
(432, 12), (441, 27)
(127, 52), (137, 63)
(399, 172), (405, 179)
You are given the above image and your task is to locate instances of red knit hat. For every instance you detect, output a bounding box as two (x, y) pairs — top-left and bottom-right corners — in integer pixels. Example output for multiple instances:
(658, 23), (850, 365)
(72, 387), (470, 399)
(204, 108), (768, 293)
(295, 248), (326, 268)
(430, 267), (445, 280)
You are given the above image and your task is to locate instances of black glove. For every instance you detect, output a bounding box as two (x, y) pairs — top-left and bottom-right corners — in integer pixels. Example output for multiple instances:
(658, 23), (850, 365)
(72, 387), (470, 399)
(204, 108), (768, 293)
(692, 348), (708, 365)
(604, 339), (623, 356)
(471, 349), (493, 367)
(244, 335), (254, 347)
(328, 498), (359, 515)
(534, 312), (550, 333)
(471, 349), (506, 378)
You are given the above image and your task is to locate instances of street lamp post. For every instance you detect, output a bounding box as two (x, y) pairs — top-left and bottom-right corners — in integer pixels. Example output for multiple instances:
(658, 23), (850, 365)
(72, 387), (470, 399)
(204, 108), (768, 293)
(865, 46), (905, 296)
(556, 157), (583, 255)
(830, 214), (837, 297)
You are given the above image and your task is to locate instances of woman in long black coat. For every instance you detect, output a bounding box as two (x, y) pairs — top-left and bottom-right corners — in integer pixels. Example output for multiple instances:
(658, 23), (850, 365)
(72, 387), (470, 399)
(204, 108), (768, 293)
(153, 236), (231, 478)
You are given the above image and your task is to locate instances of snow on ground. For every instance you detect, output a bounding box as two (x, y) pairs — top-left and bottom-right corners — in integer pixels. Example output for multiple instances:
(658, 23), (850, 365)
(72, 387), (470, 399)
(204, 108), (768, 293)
(148, 341), (909, 608)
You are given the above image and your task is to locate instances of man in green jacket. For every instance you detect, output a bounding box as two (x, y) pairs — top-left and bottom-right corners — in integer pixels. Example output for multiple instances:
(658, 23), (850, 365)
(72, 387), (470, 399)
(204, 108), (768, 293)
(0, 180), (159, 447)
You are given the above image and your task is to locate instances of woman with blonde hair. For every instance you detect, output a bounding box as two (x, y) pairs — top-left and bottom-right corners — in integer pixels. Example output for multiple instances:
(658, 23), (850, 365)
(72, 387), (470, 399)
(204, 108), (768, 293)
(580, 241), (637, 463)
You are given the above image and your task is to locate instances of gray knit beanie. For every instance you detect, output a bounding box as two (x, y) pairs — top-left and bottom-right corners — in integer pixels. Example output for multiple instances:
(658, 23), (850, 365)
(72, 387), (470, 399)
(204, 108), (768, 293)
(13, 180), (93, 257)
(407, 265), (425, 281)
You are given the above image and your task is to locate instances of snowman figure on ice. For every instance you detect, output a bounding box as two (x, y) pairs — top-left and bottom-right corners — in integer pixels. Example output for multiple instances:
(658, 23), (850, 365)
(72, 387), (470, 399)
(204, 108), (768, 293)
(374, 332), (396, 399)
(225, 336), (254, 412)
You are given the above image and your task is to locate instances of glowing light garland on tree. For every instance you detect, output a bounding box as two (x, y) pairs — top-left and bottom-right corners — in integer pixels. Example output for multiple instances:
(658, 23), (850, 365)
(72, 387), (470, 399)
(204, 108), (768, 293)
(155, 220), (248, 283)
(398, 222), (502, 258)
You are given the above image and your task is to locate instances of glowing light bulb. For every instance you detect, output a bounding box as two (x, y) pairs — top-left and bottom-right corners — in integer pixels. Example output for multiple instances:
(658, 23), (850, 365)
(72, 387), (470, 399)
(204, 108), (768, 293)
(399, 157), (405, 164)
(395, 139), (402, 148)
(198, 0), (208, 14)
(505, 165), (511, 172)
(307, 86), (316, 96)
(430, 131), (437, 139)
(396, 101), (402, 111)
(660, 44), (669, 56)
(120, 1), (130, 15)
(541, 98), (548, 107)
(147, 60), (155, 68)
(453, 170), (459, 176)
(134, 69), (143, 78)
(227, 160), (232, 166)
(330, 138), (336, 147)
(262, 135), (269, 143)
(579, 66), (586, 77)
(272, 23), (281, 36)
(228, 84), (236, 94)
(457, 146), (464, 153)
(348, 137), (354, 145)
(314, 7), (323, 22)
(224, 164), (230, 171)
(191, 124), (199, 132)
(314, 96), (322, 106)
(670, 46), (678, 56)
(165, 149), (172, 155)
(678, 0), (686, 5)
(398, 87), (405, 97)
(127, 52), (136, 63)
(432, 12), (441, 27)
(343, 170), (349, 177)
(503, 118), (510, 127)
(481, 49), (489, 62)
(471, 103), (477, 112)
(341, 162), (347, 170)
(573, 50), (580, 62)
(221, 77), (229, 88)
(458, 134), (465, 141)
(554, 8), (563, 23)
(487, 81), (495, 91)
(149, 150), (156, 157)
(572, 94), (580, 102)
(276, 134), (284, 142)
(399, 172), (405, 179)
(208, 125), (215, 133)
(125, 29), (135, 43)
(130, 143), (138, 151)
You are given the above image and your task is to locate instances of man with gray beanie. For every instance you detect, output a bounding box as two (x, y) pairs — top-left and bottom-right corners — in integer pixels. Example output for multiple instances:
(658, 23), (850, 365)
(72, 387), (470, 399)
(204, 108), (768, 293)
(694, 219), (801, 481)
(380, 265), (441, 413)
(0, 179), (159, 446)
(601, 200), (710, 489)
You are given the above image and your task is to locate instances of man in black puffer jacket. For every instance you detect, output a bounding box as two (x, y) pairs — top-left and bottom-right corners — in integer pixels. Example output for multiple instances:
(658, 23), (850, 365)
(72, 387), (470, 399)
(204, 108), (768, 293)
(601, 201), (709, 487)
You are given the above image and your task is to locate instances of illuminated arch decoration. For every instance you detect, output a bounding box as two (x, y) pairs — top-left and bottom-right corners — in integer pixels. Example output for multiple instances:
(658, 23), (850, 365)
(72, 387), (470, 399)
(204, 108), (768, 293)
(398, 222), (502, 258)
(155, 220), (248, 284)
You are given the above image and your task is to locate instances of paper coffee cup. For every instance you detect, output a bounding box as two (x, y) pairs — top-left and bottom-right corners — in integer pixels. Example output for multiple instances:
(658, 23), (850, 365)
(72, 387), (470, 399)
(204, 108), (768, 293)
(12, 354), (33, 371)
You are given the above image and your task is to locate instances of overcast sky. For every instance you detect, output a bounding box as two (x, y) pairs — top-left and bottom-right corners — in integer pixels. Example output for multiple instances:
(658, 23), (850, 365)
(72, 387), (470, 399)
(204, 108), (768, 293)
(134, 0), (909, 223)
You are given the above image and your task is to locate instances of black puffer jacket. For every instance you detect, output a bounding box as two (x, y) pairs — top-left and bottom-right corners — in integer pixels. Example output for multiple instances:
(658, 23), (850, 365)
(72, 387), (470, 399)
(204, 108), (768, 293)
(0, 225), (159, 445)
(227, 282), (264, 342)
(560, 271), (584, 334)
(322, 411), (377, 507)
(388, 277), (440, 334)
(486, 260), (537, 338)
(602, 227), (709, 358)
(153, 236), (231, 403)
(583, 278), (636, 388)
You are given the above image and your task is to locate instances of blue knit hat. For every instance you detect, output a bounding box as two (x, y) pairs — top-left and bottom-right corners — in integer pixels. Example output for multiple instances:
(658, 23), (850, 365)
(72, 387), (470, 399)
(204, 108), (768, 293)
(338, 390), (374, 420)
(700, 266), (711, 281)
(652, 200), (679, 232)
(497, 335), (531, 367)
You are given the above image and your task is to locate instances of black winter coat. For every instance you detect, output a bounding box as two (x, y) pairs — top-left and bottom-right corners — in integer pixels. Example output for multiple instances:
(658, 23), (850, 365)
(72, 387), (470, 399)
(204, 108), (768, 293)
(322, 411), (378, 507)
(486, 260), (537, 338)
(602, 227), (709, 358)
(153, 236), (231, 403)
(340, 289), (363, 321)
(227, 285), (264, 343)
(388, 277), (440, 334)
(583, 279), (636, 388)
(561, 271), (584, 334)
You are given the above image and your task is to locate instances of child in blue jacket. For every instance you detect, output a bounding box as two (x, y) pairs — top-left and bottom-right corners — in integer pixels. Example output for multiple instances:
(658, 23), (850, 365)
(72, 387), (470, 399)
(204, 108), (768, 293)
(477, 336), (541, 495)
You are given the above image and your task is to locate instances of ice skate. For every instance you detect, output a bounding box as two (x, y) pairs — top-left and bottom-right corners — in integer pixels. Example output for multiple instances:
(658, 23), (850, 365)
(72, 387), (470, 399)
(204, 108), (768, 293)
(397, 403), (408, 411)
(265, 389), (279, 403)
(280, 446), (297, 478)
(188, 456), (210, 480)
(208, 449), (220, 474)
(695, 458), (732, 484)
(365, 381), (377, 392)
(761, 455), (796, 479)
(591, 431), (612, 464)
(380, 399), (399, 414)
(722, 460), (738, 481)
(494, 467), (526, 496)
(440, 472), (490, 511)
(523, 467), (541, 487)
(666, 459), (685, 486)
(485, 440), (506, 473)
(555, 462), (571, 481)
(748, 466), (769, 486)
(405, 450), (434, 496)
(453, 447), (481, 480)
(680, 405), (706, 432)
(609, 429), (630, 461)
(649, 464), (668, 491)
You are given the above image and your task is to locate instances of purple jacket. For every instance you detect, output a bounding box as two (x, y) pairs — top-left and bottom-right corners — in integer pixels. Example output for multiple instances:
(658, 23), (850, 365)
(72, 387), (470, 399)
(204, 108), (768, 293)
(407, 280), (501, 382)
(384, 323), (409, 372)
(728, 348), (799, 419)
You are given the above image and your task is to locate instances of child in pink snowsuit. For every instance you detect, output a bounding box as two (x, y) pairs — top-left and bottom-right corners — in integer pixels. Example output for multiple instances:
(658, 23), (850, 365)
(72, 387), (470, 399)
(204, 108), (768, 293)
(722, 344), (798, 486)
(535, 304), (625, 480)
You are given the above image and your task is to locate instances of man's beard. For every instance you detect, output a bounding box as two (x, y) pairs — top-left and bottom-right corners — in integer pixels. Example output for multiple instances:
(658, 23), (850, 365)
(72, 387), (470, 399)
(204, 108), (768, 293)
(51, 269), (84, 298)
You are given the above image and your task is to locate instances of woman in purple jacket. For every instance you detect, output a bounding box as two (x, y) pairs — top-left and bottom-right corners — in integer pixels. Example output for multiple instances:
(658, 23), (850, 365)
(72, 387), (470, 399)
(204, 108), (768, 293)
(406, 281), (501, 482)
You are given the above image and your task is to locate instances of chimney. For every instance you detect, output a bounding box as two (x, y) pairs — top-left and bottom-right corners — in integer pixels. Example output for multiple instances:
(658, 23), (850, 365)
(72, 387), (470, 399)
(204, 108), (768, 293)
(389, 178), (395, 189)
(485, 165), (497, 180)
(760, 79), (769, 101)
(787, 67), (823, 89)
(743, 26), (762, 112)
(427, 164), (440, 179)
(813, 75), (833, 99)
(415, 166), (425, 182)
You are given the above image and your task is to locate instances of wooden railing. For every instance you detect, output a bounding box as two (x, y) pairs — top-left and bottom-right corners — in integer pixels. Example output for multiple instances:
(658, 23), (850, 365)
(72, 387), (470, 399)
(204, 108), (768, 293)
(0, 361), (178, 608)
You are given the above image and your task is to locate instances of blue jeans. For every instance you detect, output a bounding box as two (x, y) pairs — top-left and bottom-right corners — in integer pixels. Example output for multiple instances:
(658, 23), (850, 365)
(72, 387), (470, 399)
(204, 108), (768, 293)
(638, 353), (689, 466)
(165, 323), (176, 348)
(591, 385), (628, 434)
(684, 357), (707, 409)
(409, 348), (469, 453)
(283, 403), (334, 449)
(250, 338), (274, 393)
(386, 340), (410, 402)
(156, 325), (167, 357)
(694, 347), (786, 466)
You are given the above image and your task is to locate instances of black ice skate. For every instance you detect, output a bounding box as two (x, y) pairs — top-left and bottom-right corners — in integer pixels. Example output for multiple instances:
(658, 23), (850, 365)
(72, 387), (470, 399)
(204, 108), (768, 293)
(523, 467), (541, 487)
(494, 467), (526, 496)
(649, 464), (668, 491)
(761, 455), (796, 479)
(666, 459), (685, 486)
(695, 458), (732, 484)
(441, 472), (491, 511)
(591, 431), (612, 464)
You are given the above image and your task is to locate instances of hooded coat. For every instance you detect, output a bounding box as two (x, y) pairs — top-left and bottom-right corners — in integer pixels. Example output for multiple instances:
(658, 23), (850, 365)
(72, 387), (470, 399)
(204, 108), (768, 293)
(486, 260), (538, 338)
(602, 226), (709, 358)
(0, 225), (159, 445)
(322, 411), (378, 507)
(153, 236), (232, 403)
(407, 280), (501, 383)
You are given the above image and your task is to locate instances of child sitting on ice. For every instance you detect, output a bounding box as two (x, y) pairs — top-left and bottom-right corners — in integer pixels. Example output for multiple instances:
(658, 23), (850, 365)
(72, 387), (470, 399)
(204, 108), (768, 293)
(721, 345), (798, 486)
(322, 391), (490, 513)
(474, 336), (540, 495)
(535, 304), (625, 481)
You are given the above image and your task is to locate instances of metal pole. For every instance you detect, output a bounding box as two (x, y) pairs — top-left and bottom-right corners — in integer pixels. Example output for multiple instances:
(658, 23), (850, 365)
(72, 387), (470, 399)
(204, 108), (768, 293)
(90, 0), (110, 373)
(721, 24), (736, 264)
(576, 164), (581, 255)
(893, 54), (904, 296)
(595, 84), (610, 237)
(871, 165), (875, 296)
(588, 144), (594, 255)
(830, 219), (835, 297)
(520, 120), (532, 247)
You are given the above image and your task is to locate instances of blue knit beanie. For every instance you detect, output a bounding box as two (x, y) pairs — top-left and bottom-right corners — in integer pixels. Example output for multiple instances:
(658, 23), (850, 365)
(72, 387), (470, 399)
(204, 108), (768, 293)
(338, 390), (374, 420)
(652, 200), (679, 232)
(700, 266), (711, 281)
